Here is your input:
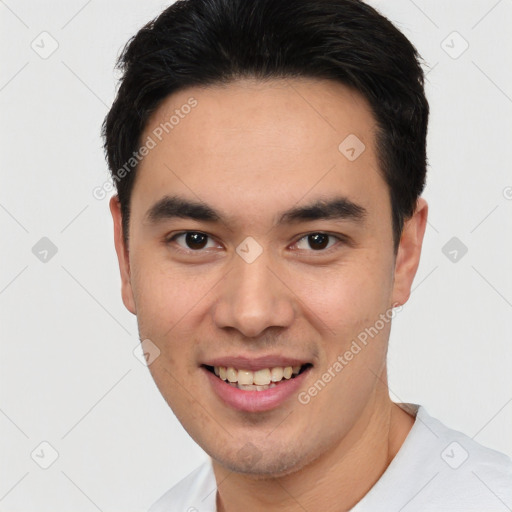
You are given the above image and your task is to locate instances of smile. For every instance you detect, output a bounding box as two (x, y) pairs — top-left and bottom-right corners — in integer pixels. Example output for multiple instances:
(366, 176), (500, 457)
(202, 362), (313, 412)
(205, 364), (311, 391)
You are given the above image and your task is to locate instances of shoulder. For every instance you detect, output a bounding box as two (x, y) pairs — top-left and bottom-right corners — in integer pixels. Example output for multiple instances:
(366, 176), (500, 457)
(353, 404), (512, 511)
(417, 405), (512, 474)
(147, 459), (217, 512)
(408, 404), (512, 509)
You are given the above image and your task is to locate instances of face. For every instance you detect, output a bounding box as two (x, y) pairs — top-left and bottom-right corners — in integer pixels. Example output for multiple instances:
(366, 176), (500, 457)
(111, 78), (426, 476)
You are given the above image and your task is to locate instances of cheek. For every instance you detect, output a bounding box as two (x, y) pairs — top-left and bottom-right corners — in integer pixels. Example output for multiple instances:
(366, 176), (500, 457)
(131, 249), (203, 333)
(130, 253), (224, 373)
(296, 254), (394, 335)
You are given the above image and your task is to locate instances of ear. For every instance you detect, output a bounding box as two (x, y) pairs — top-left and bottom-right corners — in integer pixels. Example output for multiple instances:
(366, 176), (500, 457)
(109, 195), (136, 315)
(391, 197), (428, 307)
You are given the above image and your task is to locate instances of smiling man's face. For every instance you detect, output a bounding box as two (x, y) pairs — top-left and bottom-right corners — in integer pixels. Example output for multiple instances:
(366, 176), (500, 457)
(111, 78), (426, 477)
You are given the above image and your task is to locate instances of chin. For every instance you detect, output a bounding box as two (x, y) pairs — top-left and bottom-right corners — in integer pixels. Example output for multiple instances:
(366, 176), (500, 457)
(212, 442), (314, 479)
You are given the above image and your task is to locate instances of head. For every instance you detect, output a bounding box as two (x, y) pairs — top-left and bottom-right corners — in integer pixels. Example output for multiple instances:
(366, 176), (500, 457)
(103, 0), (429, 476)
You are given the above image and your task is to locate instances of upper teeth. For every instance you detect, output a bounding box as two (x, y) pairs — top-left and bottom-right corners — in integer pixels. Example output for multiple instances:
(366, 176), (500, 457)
(214, 365), (302, 385)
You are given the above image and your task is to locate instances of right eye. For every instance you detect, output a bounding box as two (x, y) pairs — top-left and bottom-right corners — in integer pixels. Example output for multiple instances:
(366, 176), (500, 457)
(166, 231), (220, 252)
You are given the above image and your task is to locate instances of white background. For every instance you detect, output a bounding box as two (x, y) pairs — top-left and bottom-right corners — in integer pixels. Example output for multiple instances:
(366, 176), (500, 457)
(1, 0), (511, 510)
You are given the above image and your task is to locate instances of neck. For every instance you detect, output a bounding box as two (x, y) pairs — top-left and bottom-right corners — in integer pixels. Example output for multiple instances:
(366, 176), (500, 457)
(213, 380), (415, 512)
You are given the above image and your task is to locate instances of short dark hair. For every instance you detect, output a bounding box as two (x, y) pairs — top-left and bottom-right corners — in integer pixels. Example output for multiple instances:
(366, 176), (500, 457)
(102, 0), (429, 252)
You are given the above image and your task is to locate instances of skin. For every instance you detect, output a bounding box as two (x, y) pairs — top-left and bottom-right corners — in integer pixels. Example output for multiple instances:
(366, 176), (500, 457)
(110, 77), (428, 511)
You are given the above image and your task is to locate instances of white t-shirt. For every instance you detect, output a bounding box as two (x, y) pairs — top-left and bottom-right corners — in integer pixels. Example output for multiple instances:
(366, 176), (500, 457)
(148, 403), (512, 511)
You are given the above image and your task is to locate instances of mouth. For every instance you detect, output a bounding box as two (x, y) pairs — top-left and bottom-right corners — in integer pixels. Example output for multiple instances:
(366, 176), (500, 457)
(202, 363), (313, 391)
(201, 359), (313, 412)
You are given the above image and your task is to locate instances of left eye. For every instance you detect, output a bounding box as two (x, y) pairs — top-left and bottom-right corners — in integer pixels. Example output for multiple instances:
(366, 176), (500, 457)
(294, 233), (339, 251)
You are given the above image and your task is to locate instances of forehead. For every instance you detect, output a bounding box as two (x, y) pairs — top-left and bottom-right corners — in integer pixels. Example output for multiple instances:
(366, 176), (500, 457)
(143, 77), (376, 159)
(132, 78), (388, 227)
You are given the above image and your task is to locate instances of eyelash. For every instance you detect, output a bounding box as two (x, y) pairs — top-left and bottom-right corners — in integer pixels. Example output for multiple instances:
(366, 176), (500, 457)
(165, 231), (346, 255)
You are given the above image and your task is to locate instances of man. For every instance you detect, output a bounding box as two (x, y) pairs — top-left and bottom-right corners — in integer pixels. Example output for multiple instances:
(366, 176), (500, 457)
(102, 0), (512, 510)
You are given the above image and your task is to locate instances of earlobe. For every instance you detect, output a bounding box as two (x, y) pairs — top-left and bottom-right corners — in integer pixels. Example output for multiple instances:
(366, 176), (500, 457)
(109, 195), (137, 315)
(391, 197), (428, 307)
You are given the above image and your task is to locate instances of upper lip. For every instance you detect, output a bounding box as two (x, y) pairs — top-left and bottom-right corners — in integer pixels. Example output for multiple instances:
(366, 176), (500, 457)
(202, 355), (311, 372)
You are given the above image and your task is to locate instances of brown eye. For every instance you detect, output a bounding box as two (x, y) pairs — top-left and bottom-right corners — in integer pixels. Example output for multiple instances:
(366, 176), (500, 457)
(184, 232), (208, 250)
(308, 233), (329, 250)
(168, 231), (216, 251)
(293, 232), (341, 252)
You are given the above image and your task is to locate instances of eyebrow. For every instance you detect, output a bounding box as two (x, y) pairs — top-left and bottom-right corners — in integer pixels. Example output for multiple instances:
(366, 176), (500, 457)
(145, 194), (367, 227)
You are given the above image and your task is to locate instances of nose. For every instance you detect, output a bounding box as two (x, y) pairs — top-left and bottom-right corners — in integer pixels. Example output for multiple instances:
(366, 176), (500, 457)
(212, 248), (296, 338)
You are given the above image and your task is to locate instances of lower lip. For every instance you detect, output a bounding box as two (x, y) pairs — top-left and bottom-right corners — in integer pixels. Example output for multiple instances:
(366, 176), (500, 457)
(203, 367), (311, 413)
